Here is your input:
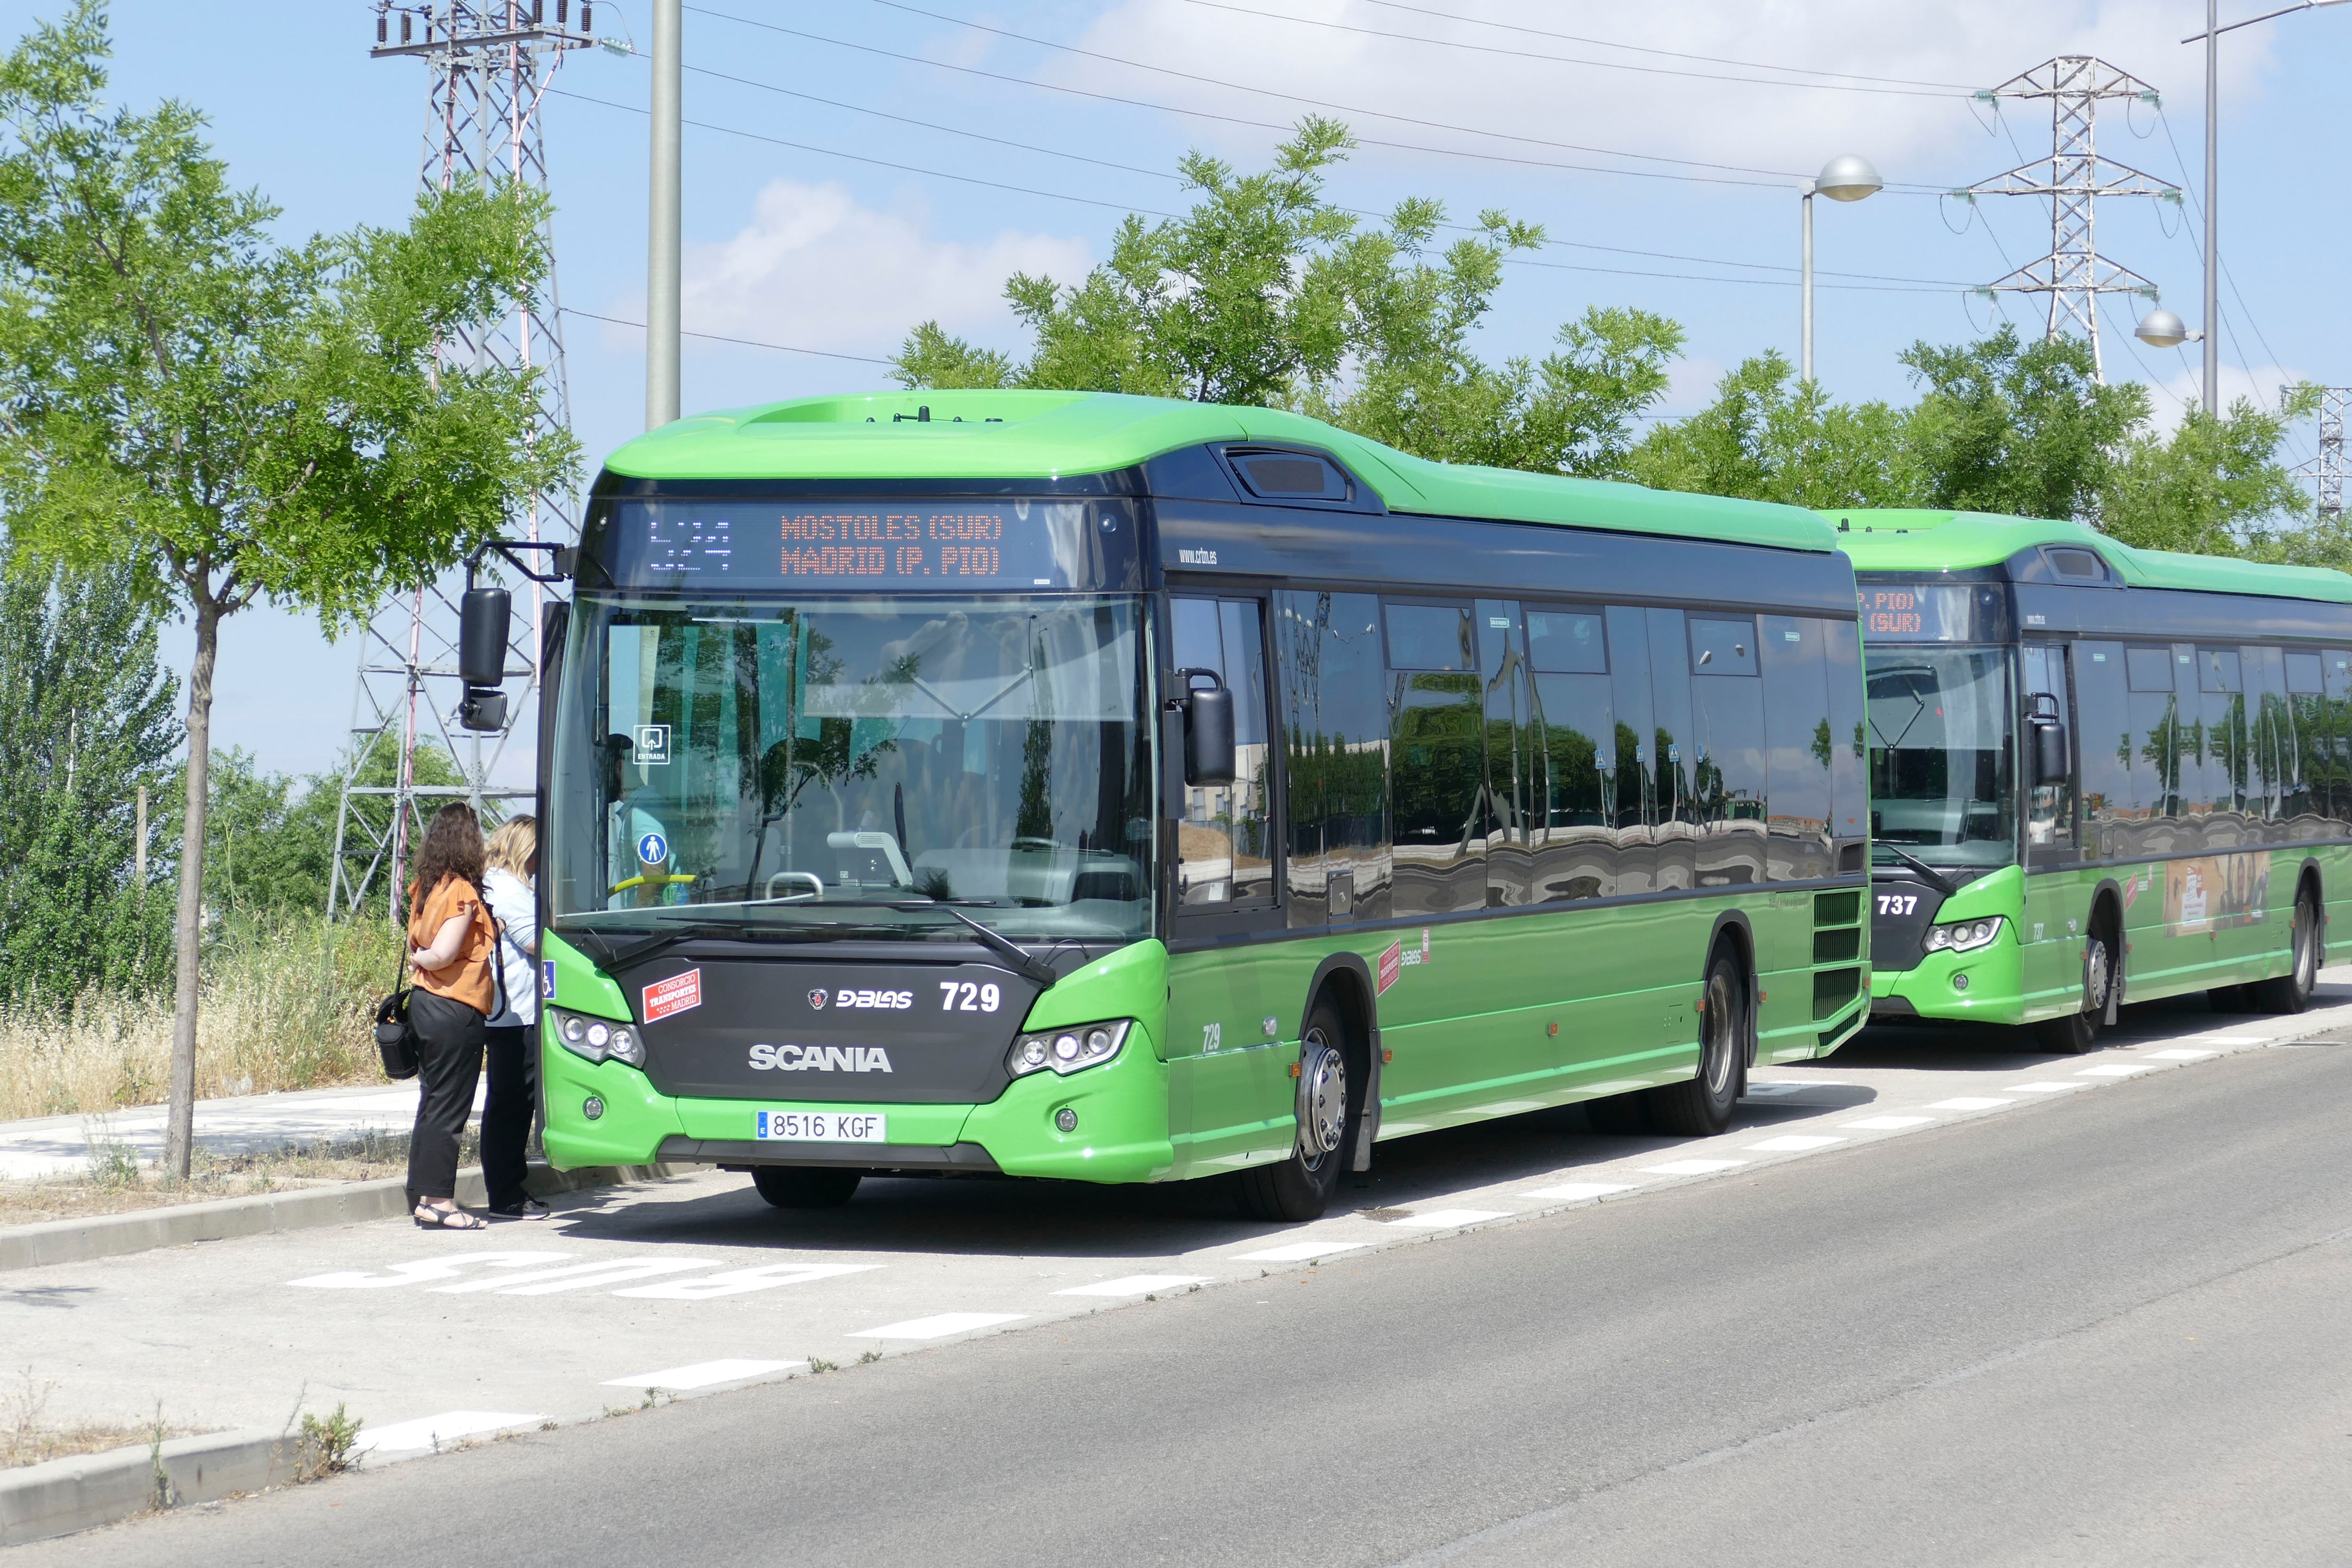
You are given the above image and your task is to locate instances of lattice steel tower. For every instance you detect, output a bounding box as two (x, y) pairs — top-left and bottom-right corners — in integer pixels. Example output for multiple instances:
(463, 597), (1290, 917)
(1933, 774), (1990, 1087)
(1962, 57), (2179, 381)
(327, 2), (595, 921)
(2294, 388), (2348, 523)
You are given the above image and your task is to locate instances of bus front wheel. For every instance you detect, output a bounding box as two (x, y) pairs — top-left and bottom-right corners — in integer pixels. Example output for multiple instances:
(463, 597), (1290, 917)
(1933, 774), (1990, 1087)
(1239, 997), (1353, 1224)
(751, 1166), (862, 1208)
(2250, 884), (2321, 1015)
(1644, 947), (1747, 1138)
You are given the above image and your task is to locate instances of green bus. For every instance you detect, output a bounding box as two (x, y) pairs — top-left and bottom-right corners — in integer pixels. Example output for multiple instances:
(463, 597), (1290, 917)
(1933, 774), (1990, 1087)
(1840, 508), (2352, 1051)
(513, 390), (1874, 1221)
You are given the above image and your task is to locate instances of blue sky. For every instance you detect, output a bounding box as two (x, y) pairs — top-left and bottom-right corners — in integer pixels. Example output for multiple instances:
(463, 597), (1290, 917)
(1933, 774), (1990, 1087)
(16, 0), (2346, 781)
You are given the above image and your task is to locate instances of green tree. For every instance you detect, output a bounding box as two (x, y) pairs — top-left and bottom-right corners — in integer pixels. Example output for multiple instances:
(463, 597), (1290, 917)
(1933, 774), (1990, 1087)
(0, 547), (180, 1005)
(0, 6), (578, 1176)
(1629, 350), (1909, 508)
(2103, 388), (2321, 559)
(1899, 326), (2145, 523)
(892, 119), (1686, 475)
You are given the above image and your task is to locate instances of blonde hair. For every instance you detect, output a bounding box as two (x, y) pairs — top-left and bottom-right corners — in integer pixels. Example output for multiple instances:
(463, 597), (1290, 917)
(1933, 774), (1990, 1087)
(485, 815), (538, 879)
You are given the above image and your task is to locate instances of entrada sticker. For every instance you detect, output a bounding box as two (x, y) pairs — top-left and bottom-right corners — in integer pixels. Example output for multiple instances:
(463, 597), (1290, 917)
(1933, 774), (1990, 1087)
(643, 969), (702, 1023)
(634, 723), (671, 765)
(1377, 940), (1403, 995)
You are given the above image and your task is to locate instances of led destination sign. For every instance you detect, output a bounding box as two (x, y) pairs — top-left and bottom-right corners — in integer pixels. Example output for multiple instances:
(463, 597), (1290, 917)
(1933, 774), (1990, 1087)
(1859, 583), (1999, 642)
(601, 499), (1141, 591)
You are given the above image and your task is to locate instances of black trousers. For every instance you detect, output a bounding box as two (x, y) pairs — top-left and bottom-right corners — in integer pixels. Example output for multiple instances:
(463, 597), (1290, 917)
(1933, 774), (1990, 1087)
(482, 1024), (537, 1210)
(406, 989), (486, 1207)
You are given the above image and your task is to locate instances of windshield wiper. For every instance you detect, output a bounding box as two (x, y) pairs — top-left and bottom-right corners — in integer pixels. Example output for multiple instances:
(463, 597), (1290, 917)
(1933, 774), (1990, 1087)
(1872, 844), (1958, 897)
(884, 902), (1059, 989)
(564, 917), (877, 974)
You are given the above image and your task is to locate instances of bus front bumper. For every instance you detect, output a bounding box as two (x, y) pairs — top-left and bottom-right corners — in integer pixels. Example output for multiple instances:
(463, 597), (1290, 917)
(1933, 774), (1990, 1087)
(1869, 937), (2026, 1027)
(540, 1027), (1176, 1185)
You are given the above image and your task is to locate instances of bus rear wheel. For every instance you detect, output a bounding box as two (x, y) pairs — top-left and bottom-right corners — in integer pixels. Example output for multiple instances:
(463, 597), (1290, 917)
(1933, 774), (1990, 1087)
(751, 1166), (862, 1208)
(1238, 997), (1352, 1224)
(1644, 947), (1746, 1138)
(2250, 884), (2321, 1014)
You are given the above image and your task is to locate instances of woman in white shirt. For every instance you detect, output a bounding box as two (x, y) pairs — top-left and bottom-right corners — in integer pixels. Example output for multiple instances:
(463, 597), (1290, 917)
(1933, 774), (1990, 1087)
(481, 816), (547, 1220)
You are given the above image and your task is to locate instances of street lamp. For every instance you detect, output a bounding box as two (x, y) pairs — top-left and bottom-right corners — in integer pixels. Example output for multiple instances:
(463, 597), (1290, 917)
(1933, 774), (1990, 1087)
(2133, 308), (2205, 349)
(1803, 154), (1882, 384)
(2183, 0), (2348, 412)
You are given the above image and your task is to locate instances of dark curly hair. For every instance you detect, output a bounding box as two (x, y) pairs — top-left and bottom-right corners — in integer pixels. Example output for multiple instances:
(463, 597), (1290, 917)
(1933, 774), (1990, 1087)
(409, 802), (487, 917)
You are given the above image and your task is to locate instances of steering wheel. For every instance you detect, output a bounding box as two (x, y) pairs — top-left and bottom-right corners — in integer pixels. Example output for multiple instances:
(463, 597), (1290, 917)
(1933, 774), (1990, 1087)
(1010, 836), (1067, 852)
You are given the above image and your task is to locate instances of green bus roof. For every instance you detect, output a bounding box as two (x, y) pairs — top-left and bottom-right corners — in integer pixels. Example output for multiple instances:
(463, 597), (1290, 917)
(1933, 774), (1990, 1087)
(601, 389), (1837, 554)
(1826, 507), (2352, 606)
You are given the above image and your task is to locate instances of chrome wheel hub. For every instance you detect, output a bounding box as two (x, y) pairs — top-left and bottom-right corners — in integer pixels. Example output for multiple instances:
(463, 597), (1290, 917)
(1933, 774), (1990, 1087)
(1297, 1035), (1348, 1158)
(2085, 936), (2112, 1011)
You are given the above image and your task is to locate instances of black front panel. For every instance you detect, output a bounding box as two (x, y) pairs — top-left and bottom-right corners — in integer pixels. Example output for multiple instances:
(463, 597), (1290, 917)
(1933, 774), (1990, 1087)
(615, 957), (1041, 1103)
(1868, 875), (1947, 973)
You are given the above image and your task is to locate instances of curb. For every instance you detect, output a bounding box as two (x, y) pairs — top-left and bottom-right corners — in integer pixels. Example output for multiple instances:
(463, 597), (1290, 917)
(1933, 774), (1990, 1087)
(0, 1426), (300, 1547)
(0, 1162), (676, 1273)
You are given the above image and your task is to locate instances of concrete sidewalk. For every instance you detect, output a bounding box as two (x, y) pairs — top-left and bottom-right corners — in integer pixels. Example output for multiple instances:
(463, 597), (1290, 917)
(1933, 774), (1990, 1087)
(0, 1077), (473, 1182)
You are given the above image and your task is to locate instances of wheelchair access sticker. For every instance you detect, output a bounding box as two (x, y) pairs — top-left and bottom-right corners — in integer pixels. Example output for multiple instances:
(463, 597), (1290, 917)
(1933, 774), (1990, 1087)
(540, 959), (557, 1001)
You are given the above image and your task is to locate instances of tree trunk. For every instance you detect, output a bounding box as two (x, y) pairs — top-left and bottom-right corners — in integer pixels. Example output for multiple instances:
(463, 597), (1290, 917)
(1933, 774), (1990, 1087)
(161, 597), (222, 1182)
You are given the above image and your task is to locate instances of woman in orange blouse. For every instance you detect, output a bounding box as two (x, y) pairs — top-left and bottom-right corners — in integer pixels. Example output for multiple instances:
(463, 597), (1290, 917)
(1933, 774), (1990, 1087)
(405, 804), (500, 1229)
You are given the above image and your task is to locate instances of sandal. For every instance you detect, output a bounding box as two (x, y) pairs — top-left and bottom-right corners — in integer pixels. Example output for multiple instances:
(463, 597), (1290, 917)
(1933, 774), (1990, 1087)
(413, 1202), (489, 1230)
(488, 1197), (552, 1222)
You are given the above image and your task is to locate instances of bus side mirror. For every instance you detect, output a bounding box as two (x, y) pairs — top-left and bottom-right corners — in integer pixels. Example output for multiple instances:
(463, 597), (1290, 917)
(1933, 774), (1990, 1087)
(458, 585), (511, 732)
(2031, 717), (2069, 786)
(1177, 668), (1235, 787)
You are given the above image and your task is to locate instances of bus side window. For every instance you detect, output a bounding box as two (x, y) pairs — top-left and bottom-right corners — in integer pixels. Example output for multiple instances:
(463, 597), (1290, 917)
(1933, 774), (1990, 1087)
(2243, 647), (2288, 825)
(1822, 620), (1867, 860)
(1386, 598), (1486, 918)
(1760, 616), (1833, 883)
(1688, 614), (1765, 887)
(2325, 651), (2352, 830)
(1170, 597), (1274, 910)
(2074, 642), (2132, 857)
(1526, 607), (1612, 903)
(2286, 649), (2328, 826)
(2020, 644), (2075, 861)
(1275, 591), (1391, 928)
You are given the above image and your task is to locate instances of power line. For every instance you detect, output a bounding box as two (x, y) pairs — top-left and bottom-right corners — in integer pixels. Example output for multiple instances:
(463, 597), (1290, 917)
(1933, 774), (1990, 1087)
(563, 305), (898, 364)
(1350, 0), (1979, 90)
(683, 1), (1908, 191)
(660, 53), (1971, 286)
(553, 86), (1962, 294)
(1179, 0), (1970, 99)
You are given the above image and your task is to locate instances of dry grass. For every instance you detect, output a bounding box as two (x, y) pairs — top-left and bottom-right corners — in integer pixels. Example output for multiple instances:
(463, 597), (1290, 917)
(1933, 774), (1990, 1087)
(4, 1372), (204, 1470)
(0, 916), (403, 1123)
(0, 1126), (484, 1225)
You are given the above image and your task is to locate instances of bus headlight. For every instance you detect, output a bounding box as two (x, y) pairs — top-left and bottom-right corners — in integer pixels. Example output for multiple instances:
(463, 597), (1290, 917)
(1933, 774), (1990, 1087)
(1923, 916), (2006, 954)
(1007, 1019), (1131, 1078)
(552, 1007), (645, 1067)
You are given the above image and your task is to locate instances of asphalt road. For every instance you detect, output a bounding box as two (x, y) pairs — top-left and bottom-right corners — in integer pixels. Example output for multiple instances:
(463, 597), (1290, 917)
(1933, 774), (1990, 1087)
(25, 1027), (2352, 1567)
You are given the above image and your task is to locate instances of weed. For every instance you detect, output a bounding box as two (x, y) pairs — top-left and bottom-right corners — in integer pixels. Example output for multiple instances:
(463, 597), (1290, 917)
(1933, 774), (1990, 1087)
(293, 1405), (362, 1481)
(1145, 1293), (1157, 1301)
(857, 1350), (882, 1365)
(147, 1402), (173, 1511)
(540, 1420), (558, 1432)
(82, 1120), (142, 1189)
(808, 1356), (840, 1375)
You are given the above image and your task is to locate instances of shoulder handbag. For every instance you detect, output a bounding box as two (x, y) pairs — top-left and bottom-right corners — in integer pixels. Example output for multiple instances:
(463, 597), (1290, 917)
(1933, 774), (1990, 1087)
(373, 945), (420, 1081)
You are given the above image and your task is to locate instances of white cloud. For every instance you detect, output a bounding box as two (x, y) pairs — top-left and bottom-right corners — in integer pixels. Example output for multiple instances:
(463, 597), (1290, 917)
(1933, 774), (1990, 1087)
(666, 180), (1092, 356)
(1057, 0), (2280, 186)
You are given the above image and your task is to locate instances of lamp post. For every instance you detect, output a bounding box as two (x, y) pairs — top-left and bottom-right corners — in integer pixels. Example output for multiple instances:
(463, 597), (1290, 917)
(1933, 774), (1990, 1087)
(2182, 0), (2347, 412)
(2134, 308), (2203, 350)
(1803, 154), (1882, 384)
(647, 0), (681, 430)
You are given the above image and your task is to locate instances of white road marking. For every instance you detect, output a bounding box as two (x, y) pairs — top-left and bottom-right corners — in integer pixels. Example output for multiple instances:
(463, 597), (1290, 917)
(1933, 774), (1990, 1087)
(1740, 1084), (1806, 1098)
(1384, 1209), (1512, 1227)
(1745, 1135), (1845, 1152)
(1233, 1241), (1369, 1262)
(1639, 1159), (1748, 1176)
(613, 1263), (880, 1300)
(1051, 1274), (1211, 1297)
(1843, 1115), (1935, 1130)
(2075, 1064), (2153, 1077)
(434, 1258), (720, 1296)
(2004, 1082), (2083, 1094)
(2200, 1035), (2268, 1044)
(289, 1253), (566, 1290)
(849, 1312), (1028, 1340)
(1522, 1182), (1637, 1202)
(354, 1411), (541, 1453)
(2149, 1048), (2219, 1060)
(601, 1360), (799, 1391)
(1927, 1097), (2010, 1110)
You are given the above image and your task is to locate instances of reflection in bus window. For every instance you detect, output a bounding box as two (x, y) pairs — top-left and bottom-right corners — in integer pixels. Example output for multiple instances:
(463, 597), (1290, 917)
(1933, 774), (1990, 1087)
(1866, 647), (2015, 869)
(1171, 597), (1274, 909)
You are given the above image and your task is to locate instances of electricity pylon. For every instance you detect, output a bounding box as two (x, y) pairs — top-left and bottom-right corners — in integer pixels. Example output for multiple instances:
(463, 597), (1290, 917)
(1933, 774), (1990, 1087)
(327, 2), (594, 921)
(1960, 57), (2180, 382)
(2293, 387), (2348, 523)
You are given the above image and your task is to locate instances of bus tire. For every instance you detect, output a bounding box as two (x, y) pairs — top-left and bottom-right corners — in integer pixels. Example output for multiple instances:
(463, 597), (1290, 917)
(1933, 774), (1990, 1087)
(1644, 946), (1746, 1138)
(2034, 917), (2116, 1055)
(1238, 996), (1352, 1224)
(751, 1166), (862, 1208)
(2250, 882), (2321, 1014)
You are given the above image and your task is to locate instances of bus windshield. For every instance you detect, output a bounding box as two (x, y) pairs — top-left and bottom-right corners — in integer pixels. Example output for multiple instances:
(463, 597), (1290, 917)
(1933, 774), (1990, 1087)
(1865, 645), (2015, 868)
(547, 594), (1155, 943)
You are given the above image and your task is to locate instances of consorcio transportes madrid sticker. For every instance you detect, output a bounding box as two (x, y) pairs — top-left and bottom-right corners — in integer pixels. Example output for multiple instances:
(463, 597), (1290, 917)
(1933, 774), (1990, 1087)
(643, 969), (703, 1023)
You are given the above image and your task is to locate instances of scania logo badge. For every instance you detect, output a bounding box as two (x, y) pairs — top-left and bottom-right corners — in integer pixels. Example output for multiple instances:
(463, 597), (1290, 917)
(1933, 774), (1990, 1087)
(808, 989), (827, 1010)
